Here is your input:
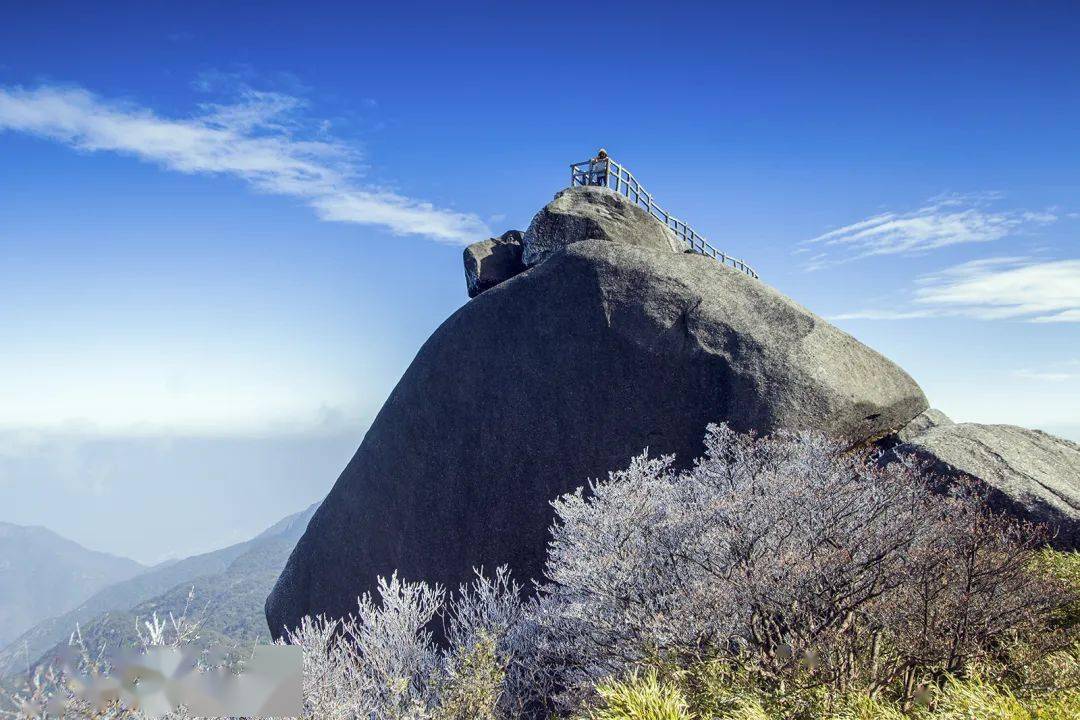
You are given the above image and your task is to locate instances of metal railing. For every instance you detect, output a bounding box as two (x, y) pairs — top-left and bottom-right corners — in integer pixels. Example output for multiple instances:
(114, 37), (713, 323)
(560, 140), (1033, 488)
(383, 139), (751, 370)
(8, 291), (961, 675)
(570, 155), (759, 279)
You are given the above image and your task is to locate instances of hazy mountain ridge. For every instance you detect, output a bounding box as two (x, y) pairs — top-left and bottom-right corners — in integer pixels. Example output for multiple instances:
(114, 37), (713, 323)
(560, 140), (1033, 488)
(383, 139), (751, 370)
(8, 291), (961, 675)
(0, 522), (145, 650)
(0, 503), (318, 679)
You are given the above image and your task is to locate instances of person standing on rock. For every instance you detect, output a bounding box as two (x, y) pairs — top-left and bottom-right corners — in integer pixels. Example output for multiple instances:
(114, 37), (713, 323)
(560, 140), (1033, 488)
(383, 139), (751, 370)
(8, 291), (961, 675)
(591, 148), (610, 187)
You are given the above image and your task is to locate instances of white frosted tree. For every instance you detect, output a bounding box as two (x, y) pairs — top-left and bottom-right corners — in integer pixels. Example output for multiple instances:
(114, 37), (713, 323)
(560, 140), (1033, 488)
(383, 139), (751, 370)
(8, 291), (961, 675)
(519, 424), (1066, 709)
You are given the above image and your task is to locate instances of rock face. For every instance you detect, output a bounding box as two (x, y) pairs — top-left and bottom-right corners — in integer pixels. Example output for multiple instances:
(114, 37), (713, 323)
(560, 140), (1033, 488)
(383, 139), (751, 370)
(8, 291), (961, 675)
(521, 186), (683, 266)
(266, 232), (928, 638)
(894, 408), (953, 444)
(463, 230), (524, 298)
(893, 423), (1080, 547)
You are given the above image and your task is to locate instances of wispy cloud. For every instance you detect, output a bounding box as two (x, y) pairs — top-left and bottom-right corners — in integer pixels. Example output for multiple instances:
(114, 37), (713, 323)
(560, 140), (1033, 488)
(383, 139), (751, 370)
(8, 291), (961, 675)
(833, 257), (1080, 323)
(802, 193), (1057, 270)
(0, 84), (489, 243)
(1013, 369), (1077, 382)
(1013, 359), (1080, 382)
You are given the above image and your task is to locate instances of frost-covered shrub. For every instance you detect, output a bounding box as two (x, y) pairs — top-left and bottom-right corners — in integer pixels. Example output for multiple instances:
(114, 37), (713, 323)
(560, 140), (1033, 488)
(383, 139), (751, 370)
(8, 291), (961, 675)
(282, 569), (525, 720)
(282, 573), (444, 719)
(440, 566), (524, 719)
(523, 424), (1073, 709)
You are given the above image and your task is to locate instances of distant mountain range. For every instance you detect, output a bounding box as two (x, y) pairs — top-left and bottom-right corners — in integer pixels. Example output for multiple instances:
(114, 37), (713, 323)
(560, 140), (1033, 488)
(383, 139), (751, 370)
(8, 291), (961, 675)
(0, 504), (318, 679)
(0, 522), (145, 650)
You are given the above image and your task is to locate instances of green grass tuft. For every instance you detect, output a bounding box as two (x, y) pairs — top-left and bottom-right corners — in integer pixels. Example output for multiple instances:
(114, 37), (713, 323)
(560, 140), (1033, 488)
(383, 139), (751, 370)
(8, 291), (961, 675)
(1033, 549), (1080, 629)
(579, 670), (691, 720)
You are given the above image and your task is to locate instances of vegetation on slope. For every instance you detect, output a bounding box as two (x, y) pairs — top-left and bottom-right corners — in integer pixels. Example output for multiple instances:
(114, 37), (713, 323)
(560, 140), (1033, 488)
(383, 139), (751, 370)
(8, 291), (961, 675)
(3, 428), (1077, 719)
(0, 504), (316, 680)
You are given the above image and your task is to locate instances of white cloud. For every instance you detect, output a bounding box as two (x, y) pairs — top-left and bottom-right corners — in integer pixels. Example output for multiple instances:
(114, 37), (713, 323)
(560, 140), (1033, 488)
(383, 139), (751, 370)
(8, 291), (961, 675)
(1013, 359), (1080, 382)
(0, 84), (489, 243)
(803, 193), (1057, 269)
(833, 257), (1080, 323)
(829, 309), (939, 321)
(1013, 369), (1077, 382)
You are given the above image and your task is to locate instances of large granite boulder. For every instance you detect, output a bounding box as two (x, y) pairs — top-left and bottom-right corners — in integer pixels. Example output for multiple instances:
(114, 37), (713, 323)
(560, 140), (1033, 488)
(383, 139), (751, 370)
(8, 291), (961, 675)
(463, 230), (525, 298)
(266, 239), (928, 638)
(521, 185), (684, 266)
(893, 423), (1080, 547)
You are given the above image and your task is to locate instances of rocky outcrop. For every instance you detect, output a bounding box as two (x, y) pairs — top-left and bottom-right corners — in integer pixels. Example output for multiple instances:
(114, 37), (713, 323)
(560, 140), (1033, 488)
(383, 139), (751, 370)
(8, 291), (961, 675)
(894, 408), (953, 444)
(266, 235), (928, 638)
(892, 423), (1080, 547)
(463, 230), (525, 298)
(521, 186), (683, 266)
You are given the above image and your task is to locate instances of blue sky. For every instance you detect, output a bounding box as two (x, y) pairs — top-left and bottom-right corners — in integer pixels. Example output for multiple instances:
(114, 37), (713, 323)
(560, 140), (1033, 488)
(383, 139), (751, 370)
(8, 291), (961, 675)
(1, 1), (1078, 562)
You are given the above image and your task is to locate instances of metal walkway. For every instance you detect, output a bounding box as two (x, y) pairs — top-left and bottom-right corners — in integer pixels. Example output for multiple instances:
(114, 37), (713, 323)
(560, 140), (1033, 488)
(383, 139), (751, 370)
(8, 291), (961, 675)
(570, 152), (759, 279)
